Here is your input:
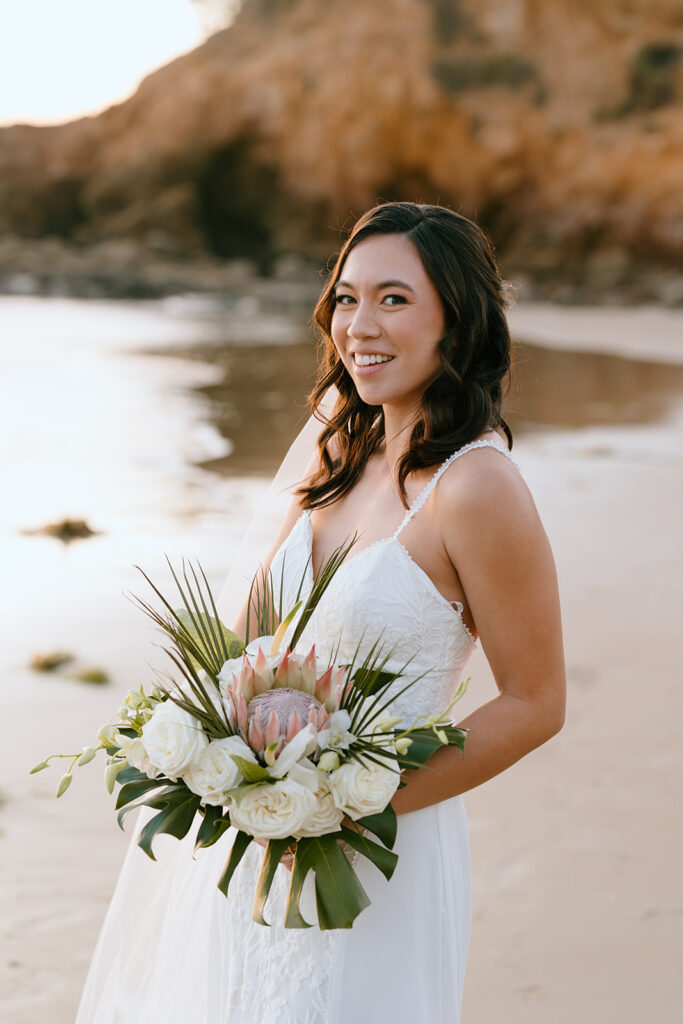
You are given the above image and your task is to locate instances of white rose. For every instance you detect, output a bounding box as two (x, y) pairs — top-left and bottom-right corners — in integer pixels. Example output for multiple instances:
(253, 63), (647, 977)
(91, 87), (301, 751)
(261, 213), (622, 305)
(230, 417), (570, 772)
(141, 700), (209, 781)
(229, 778), (317, 839)
(184, 735), (257, 805)
(114, 732), (160, 779)
(294, 781), (344, 838)
(327, 756), (401, 819)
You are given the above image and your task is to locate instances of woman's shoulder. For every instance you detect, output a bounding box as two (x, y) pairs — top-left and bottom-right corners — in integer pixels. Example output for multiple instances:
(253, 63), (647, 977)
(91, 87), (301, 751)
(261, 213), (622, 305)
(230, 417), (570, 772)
(435, 431), (534, 522)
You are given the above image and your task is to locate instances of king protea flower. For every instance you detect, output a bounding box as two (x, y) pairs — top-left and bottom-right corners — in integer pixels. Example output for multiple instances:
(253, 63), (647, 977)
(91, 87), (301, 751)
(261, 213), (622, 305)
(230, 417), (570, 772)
(220, 643), (352, 765)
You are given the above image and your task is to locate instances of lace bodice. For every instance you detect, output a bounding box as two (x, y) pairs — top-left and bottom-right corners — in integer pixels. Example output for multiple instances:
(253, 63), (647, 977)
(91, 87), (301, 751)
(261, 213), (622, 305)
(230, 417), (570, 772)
(270, 439), (520, 723)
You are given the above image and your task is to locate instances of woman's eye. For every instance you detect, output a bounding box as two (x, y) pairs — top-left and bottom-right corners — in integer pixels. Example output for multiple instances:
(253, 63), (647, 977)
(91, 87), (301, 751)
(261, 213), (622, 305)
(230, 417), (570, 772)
(332, 293), (406, 307)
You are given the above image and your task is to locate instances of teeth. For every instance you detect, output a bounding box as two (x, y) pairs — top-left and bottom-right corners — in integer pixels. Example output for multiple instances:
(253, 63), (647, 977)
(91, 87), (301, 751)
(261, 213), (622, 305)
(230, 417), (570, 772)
(354, 354), (393, 366)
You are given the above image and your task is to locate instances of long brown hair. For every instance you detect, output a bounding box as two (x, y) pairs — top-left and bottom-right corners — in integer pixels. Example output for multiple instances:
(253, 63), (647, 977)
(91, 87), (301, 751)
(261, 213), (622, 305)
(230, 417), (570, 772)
(298, 202), (513, 510)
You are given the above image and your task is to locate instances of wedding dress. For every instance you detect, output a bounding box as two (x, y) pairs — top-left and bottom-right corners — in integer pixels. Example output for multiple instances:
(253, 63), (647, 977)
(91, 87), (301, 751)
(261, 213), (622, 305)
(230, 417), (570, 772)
(76, 438), (519, 1024)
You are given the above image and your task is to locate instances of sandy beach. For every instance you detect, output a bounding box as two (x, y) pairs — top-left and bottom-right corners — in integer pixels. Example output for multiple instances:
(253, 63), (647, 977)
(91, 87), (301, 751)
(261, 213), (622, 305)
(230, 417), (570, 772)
(1, 299), (681, 1023)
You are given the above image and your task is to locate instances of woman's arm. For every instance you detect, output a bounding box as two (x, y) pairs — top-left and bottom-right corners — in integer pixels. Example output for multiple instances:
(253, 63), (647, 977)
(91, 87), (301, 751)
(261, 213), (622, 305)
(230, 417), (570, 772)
(391, 448), (566, 815)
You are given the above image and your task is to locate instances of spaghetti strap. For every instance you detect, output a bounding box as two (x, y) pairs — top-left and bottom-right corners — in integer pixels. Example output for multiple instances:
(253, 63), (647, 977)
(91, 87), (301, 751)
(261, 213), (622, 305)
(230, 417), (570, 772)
(393, 439), (521, 539)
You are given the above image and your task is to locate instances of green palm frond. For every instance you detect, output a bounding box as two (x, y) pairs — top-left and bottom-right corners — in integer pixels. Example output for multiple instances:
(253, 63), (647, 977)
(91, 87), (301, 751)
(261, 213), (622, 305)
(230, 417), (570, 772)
(288, 534), (358, 649)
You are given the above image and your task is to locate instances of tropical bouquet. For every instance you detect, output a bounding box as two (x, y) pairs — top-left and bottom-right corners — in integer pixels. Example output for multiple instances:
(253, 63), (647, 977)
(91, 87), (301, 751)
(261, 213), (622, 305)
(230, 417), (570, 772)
(34, 544), (468, 929)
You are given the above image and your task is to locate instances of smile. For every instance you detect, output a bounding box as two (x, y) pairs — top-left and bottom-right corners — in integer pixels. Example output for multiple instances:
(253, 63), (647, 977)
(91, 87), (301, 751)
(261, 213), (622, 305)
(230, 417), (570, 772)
(352, 353), (394, 366)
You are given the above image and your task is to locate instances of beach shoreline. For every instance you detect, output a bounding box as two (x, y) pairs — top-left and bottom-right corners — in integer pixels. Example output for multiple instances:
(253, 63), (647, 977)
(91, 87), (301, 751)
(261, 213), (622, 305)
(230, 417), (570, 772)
(1, 299), (681, 1023)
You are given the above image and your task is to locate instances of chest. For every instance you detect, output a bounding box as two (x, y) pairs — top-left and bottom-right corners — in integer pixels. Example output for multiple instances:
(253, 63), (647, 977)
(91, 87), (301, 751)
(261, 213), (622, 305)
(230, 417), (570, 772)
(308, 459), (448, 583)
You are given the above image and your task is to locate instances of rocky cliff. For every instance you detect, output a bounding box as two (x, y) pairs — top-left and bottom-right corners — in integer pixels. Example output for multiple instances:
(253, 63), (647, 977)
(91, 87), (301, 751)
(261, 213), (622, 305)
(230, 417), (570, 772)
(1, 0), (682, 301)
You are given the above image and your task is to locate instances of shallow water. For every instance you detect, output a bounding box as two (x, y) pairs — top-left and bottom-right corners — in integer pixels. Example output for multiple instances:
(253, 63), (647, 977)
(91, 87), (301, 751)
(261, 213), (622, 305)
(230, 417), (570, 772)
(1, 293), (682, 673)
(2, 294), (682, 1024)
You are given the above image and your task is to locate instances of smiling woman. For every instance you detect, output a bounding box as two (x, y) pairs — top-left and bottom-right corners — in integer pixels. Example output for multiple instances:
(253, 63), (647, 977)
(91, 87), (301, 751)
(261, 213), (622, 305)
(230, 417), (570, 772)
(0, 0), (205, 125)
(74, 201), (565, 1024)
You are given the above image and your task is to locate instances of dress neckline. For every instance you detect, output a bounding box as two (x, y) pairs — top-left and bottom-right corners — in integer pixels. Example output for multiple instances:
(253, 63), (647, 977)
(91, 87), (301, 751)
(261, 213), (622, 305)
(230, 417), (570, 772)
(296, 510), (477, 644)
(307, 436), (515, 576)
(297, 437), (519, 645)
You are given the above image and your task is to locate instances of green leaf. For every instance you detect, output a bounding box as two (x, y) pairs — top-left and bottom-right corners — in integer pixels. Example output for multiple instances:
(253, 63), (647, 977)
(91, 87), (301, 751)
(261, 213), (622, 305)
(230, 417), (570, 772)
(252, 838), (292, 926)
(116, 764), (152, 786)
(284, 835), (373, 930)
(230, 756), (273, 784)
(136, 791), (201, 860)
(284, 838), (317, 928)
(396, 725), (467, 769)
(114, 776), (169, 810)
(351, 667), (398, 696)
(303, 834), (371, 930)
(357, 803), (398, 849)
(440, 724), (468, 753)
(289, 534), (358, 649)
(116, 784), (183, 830)
(194, 805), (231, 853)
(217, 829), (253, 897)
(175, 609), (243, 672)
(338, 825), (398, 881)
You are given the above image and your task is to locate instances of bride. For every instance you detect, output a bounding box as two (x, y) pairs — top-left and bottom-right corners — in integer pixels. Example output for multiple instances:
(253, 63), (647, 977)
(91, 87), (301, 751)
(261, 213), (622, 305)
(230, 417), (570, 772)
(76, 201), (565, 1023)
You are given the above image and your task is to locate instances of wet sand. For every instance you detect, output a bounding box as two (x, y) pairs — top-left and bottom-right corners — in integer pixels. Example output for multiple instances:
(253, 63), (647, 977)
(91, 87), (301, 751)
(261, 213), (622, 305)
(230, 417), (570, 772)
(1, 301), (682, 1023)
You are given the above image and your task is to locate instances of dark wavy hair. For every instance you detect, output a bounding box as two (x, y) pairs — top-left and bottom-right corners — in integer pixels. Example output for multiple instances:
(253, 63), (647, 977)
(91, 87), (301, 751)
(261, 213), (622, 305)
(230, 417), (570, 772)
(298, 201), (513, 510)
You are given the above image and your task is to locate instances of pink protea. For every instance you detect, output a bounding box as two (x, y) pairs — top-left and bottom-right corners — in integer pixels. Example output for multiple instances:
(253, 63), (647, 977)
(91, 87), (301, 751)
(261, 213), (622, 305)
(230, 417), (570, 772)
(313, 665), (347, 713)
(243, 688), (322, 760)
(221, 643), (349, 761)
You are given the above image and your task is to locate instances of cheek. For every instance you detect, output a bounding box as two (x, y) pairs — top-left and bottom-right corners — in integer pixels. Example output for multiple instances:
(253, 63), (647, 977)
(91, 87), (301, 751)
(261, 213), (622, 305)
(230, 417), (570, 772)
(330, 316), (348, 358)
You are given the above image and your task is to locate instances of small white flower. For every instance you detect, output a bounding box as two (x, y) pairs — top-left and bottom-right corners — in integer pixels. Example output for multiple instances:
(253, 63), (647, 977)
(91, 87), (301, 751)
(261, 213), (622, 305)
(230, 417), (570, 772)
(123, 689), (148, 711)
(184, 735), (256, 805)
(97, 723), (119, 747)
(317, 709), (356, 752)
(141, 700), (209, 781)
(369, 713), (403, 733)
(114, 732), (160, 779)
(317, 750), (340, 772)
(229, 778), (317, 839)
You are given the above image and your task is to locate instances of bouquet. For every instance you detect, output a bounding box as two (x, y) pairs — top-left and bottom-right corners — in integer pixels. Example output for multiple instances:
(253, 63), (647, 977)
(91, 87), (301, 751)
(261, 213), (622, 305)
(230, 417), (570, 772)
(34, 545), (468, 929)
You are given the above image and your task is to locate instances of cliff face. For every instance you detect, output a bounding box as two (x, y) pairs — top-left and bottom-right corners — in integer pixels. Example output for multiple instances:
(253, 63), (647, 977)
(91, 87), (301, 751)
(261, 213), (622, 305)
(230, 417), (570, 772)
(1, 0), (682, 298)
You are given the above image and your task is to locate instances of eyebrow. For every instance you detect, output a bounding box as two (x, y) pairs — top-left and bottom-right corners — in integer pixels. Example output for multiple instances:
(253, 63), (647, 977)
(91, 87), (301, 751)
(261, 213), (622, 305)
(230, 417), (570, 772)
(334, 278), (416, 293)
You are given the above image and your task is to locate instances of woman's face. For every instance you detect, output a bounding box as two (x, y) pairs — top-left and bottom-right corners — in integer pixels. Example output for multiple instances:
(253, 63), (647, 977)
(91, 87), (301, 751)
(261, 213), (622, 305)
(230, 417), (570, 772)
(330, 233), (446, 412)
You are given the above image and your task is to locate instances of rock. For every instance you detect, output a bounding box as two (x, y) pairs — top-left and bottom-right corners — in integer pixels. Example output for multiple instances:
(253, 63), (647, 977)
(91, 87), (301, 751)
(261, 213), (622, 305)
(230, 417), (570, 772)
(22, 518), (99, 542)
(30, 651), (75, 673)
(71, 667), (110, 685)
(0, 0), (681, 301)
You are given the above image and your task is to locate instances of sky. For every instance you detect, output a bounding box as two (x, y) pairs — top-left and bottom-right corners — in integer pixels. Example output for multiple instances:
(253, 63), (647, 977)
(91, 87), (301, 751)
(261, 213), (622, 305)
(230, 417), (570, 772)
(0, 0), (219, 126)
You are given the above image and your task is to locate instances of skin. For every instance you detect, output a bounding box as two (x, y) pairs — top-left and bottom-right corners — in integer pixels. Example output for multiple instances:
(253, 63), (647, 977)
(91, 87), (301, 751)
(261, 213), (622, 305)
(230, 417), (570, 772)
(238, 233), (566, 864)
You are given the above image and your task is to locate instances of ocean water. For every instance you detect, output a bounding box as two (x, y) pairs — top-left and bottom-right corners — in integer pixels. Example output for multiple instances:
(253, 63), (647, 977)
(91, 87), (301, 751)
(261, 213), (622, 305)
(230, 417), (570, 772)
(1, 293), (683, 1024)
(2, 292), (682, 676)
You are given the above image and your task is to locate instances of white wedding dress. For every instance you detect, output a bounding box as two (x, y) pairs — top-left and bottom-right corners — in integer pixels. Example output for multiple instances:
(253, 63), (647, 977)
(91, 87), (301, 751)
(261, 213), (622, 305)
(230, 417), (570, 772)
(76, 439), (519, 1024)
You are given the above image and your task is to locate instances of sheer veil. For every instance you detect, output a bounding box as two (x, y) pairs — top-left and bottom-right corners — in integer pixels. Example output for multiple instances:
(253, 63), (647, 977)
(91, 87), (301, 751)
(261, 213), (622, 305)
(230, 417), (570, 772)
(215, 385), (338, 629)
(76, 386), (338, 1022)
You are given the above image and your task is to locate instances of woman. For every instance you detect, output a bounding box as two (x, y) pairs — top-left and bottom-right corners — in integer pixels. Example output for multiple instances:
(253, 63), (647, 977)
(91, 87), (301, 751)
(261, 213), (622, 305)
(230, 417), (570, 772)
(76, 202), (565, 1023)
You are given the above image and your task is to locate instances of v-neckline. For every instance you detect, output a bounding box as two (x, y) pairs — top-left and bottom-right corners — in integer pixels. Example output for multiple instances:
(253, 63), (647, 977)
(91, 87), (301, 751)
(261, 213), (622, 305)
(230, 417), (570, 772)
(297, 510), (476, 644)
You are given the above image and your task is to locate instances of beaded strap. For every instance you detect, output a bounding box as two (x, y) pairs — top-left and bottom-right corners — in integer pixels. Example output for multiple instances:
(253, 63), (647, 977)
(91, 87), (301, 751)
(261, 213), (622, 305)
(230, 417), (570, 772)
(393, 440), (520, 539)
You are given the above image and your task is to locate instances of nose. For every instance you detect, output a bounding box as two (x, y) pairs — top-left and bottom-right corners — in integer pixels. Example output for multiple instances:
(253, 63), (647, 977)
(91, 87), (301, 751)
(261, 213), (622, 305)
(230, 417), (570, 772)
(347, 300), (381, 341)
